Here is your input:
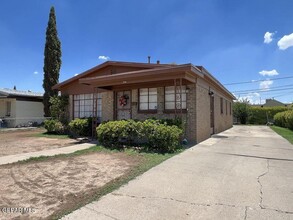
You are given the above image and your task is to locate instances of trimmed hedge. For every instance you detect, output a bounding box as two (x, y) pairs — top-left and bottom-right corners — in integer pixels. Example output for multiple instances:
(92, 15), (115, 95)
(274, 110), (293, 130)
(248, 106), (288, 124)
(97, 119), (183, 153)
(44, 119), (64, 134)
(68, 118), (92, 137)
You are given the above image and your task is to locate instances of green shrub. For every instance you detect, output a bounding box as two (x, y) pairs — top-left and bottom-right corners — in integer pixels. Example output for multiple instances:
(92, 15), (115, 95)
(49, 95), (69, 125)
(233, 101), (251, 124)
(149, 117), (183, 128)
(44, 119), (64, 134)
(142, 120), (183, 152)
(97, 119), (183, 153)
(274, 110), (293, 130)
(248, 106), (288, 124)
(68, 118), (92, 137)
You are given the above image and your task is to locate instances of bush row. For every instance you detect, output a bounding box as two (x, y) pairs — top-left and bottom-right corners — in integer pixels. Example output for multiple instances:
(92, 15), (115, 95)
(97, 119), (183, 153)
(248, 106), (288, 124)
(44, 118), (92, 136)
(274, 110), (293, 130)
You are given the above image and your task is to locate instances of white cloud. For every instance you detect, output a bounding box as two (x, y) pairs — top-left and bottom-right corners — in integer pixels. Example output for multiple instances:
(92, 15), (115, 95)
(33, 71), (38, 75)
(98, 55), (110, 61)
(259, 69), (279, 76)
(259, 80), (273, 90)
(74, 73), (79, 76)
(238, 92), (262, 104)
(264, 32), (274, 44)
(278, 33), (293, 50)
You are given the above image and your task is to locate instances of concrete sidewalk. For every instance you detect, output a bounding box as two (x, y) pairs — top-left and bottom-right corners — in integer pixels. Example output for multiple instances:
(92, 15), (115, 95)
(0, 142), (96, 165)
(61, 126), (293, 220)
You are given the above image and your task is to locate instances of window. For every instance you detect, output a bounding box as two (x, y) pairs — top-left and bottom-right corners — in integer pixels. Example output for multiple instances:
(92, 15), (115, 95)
(73, 93), (102, 120)
(229, 102), (232, 115)
(220, 98), (223, 114)
(139, 88), (157, 111)
(6, 101), (11, 116)
(165, 86), (186, 110)
(226, 100), (228, 115)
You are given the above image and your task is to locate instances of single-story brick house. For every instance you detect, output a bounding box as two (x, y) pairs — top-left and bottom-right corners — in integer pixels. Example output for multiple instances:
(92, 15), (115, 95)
(0, 88), (44, 128)
(53, 61), (235, 143)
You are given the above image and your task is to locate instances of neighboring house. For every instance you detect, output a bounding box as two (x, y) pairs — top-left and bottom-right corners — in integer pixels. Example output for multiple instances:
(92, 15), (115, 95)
(0, 88), (44, 128)
(260, 99), (288, 107)
(53, 61), (235, 143)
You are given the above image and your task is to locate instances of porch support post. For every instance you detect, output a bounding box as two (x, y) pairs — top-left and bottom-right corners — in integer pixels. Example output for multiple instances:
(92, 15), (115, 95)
(92, 87), (98, 139)
(180, 78), (183, 122)
(174, 78), (177, 117)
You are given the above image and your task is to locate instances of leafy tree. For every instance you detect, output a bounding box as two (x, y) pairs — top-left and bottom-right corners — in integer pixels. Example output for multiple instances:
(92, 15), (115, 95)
(43, 6), (62, 117)
(49, 95), (69, 124)
(233, 99), (251, 124)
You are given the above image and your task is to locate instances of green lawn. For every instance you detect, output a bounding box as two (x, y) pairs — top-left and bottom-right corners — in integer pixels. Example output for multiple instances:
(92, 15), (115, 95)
(33, 132), (70, 139)
(271, 126), (293, 144)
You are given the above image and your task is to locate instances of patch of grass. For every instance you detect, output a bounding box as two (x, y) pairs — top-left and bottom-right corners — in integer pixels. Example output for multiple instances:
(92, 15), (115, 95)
(271, 126), (293, 144)
(33, 132), (70, 139)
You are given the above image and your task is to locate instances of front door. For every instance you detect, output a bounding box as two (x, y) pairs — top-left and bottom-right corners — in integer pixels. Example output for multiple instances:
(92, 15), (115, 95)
(210, 95), (215, 134)
(116, 90), (131, 120)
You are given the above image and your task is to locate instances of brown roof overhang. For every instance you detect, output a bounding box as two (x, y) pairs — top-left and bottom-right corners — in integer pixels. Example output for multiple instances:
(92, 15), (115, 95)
(53, 61), (175, 90)
(79, 64), (203, 88)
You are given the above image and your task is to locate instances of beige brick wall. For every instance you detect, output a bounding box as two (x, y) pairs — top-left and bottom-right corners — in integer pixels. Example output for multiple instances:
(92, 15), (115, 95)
(213, 92), (233, 134)
(185, 84), (197, 143)
(131, 88), (181, 121)
(195, 78), (233, 143)
(101, 91), (114, 121)
(131, 87), (198, 142)
(195, 79), (211, 143)
(98, 82), (232, 144)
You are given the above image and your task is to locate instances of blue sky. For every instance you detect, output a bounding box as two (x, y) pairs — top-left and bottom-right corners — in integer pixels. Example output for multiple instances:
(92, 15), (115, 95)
(1, 0), (293, 104)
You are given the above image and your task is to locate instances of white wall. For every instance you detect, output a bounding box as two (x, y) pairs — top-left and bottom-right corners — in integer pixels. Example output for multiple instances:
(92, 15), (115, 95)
(14, 100), (44, 127)
(0, 100), (6, 117)
(0, 99), (16, 127)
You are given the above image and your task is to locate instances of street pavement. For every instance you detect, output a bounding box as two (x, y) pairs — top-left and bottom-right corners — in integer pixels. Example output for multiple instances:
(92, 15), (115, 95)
(61, 126), (293, 220)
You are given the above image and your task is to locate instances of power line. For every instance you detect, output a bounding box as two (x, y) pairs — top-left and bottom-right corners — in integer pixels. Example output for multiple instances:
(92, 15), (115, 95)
(234, 87), (293, 95)
(223, 76), (293, 86)
(231, 84), (293, 93)
(273, 91), (293, 98)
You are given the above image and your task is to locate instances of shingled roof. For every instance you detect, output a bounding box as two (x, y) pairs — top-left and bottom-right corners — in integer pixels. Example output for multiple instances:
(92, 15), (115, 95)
(0, 88), (43, 98)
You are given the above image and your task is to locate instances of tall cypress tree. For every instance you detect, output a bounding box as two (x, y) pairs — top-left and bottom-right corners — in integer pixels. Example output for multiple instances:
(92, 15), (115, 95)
(43, 6), (61, 117)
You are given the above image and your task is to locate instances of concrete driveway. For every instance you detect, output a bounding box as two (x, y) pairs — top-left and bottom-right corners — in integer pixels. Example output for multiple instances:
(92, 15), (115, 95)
(62, 126), (293, 220)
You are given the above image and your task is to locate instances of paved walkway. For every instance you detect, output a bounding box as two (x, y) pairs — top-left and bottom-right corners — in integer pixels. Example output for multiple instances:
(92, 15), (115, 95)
(62, 126), (293, 220)
(0, 143), (96, 165)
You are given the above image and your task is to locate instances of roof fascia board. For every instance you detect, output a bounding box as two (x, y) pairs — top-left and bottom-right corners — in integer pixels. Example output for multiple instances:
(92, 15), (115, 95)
(53, 61), (175, 90)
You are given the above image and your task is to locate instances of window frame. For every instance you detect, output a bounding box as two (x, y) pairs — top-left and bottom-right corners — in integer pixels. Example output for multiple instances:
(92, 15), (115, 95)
(138, 88), (158, 113)
(6, 101), (11, 117)
(220, 97), (223, 114)
(73, 93), (102, 120)
(164, 86), (187, 113)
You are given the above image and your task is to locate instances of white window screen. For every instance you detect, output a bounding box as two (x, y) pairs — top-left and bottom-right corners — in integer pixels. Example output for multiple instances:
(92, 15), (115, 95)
(165, 86), (186, 110)
(139, 88), (157, 110)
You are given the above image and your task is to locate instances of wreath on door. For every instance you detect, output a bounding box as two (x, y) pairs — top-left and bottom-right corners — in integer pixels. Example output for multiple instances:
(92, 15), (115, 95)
(119, 95), (129, 106)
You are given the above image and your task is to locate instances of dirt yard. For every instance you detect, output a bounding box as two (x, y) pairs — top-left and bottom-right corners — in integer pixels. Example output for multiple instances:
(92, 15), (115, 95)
(0, 128), (78, 157)
(0, 152), (140, 220)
